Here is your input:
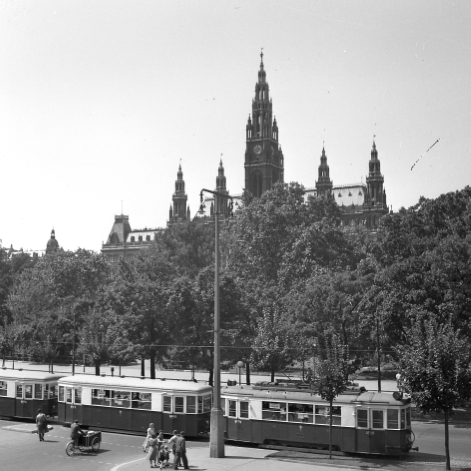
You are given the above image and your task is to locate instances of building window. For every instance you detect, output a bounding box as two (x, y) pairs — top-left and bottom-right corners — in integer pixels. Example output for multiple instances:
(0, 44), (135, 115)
(130, 236), (135, 242)
(138, 236), (143, 242)
(146, 235), (151, 242)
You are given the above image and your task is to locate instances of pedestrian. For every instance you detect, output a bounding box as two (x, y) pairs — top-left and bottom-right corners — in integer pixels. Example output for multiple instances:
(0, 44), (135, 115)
(167, 430), (181, 468)
(143, 422), (156, 452)
(146, 433), (159, 468)
(35, 409), (47, 442)
(156, 430), (165, 454)
(173, 431), (189, 470)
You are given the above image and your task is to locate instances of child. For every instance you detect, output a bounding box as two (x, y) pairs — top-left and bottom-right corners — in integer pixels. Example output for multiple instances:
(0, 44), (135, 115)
(157, 445), (170, 468)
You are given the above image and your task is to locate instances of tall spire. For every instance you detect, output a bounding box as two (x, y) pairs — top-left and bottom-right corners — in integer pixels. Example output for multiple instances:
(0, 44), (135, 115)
(245, 52), (284, 198)
(315, 146), (333, 197)
(168, 164), (188, 224)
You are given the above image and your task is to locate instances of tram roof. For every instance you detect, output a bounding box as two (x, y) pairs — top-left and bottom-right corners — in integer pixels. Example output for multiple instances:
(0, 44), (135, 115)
(58, 374), (213, 393)
(222, 385), (409, 405)
(0, 368), (66, 382)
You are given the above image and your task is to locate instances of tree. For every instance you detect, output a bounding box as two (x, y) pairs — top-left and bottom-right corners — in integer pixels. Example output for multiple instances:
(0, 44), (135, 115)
(250, 305), (293, 382)
(395, 315), (471, 470)
(308, 333), (349, 459)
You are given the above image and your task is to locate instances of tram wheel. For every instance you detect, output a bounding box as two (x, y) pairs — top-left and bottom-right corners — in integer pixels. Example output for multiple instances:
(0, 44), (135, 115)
(65, 441), (75, 456)
(91, 437), (101, 452)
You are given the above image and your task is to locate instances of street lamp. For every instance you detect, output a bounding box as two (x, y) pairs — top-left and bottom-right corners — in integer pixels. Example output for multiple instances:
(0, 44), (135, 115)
(236, 361), (244, 385)
(200, 188), (233, 459)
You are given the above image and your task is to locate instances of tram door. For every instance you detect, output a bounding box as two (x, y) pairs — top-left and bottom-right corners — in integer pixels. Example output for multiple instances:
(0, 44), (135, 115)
(63, 387), (83, 423)
(15, 383), (35, 418)
(356, 408), (386, 454)
(226, 400), (251, 441)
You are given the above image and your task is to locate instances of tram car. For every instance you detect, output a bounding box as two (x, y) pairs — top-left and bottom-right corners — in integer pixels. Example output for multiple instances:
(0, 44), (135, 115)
(57, 374), (212, 437)
(222, 381), (414, 455)
(0, 368), (65, 418)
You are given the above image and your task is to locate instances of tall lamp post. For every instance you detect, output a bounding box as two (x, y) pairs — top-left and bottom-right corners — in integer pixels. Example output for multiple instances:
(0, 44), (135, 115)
(200, 188), (233, 459)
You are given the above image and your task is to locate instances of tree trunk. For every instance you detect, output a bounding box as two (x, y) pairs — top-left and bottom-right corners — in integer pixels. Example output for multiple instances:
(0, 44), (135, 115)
(150, 353), (156, 380)
(444, 408), (451, 470)
(329, 398), (333, 459)
(208, 368), (213, 387)
(245, 361), (250, 385)
(141, 358), (145, 377)
(94, 359), (100, 376)
(271, 365), (275, 383)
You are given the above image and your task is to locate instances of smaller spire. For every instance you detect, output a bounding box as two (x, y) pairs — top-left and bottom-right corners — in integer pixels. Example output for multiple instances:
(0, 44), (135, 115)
(260, 48), (264, 69)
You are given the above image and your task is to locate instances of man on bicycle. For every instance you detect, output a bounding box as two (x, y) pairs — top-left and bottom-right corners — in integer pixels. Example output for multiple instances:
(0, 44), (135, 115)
(70, 419), (85, 447)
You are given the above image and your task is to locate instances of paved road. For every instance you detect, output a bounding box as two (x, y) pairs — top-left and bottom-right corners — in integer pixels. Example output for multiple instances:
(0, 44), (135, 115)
(2, 419), (470, 471)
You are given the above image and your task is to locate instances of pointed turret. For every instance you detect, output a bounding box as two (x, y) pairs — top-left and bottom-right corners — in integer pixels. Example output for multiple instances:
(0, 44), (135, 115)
(363, 140), (388, 229)
(215, 160), (229, 216)
(315, 146), (333, 197)
(168, 164), (188, 225)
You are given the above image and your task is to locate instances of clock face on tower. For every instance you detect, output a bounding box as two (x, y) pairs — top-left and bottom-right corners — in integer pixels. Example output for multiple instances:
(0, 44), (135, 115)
(254, 144), (262, 155)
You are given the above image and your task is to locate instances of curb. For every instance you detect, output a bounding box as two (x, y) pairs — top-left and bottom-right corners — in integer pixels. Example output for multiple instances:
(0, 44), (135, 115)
(1, 425), (37, 434)
(268, 456), (380, 470)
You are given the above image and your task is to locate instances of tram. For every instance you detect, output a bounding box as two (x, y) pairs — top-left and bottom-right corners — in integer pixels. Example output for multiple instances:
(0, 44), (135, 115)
(0, 368), (65, 418)
(57, 374), (212, 436)
(222, 381), (415, 455)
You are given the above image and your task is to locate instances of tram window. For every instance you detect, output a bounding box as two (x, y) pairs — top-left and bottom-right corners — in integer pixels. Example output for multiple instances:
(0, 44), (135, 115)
(66, 388), (73, 403)
(92, 389), (111, 406)
(406, 408), (411, 427)
(228, 400), (237, 417)
(315, 405), (341, 425)
(25, 384), (33, 399)
(59, 386), (65, 402)
(74, 388), (82, 405)
(198, 396), (203, 413)
(387, 409), (399, 429)
(372, 410), (384, 429)
(262, 401), (287, 421)
(131, 392), (151, 410)
(187, 396), (196, 413)
(34, 384), (43, 399)
(240, 401), (249, 419)
(357, 409), (368, 428)
(111, 391), (130, 408)
(50, 385), (57, 398)
(16, 384), (23, 399)
(44, 384), (49, 398)
(400, 409), (406, 428)
(203, 394), (211, 412)
(164, 396), (172, 412)
(288, 403), (313, 423)
(0, 381), (7, 396)
(175, 397), (184, 413)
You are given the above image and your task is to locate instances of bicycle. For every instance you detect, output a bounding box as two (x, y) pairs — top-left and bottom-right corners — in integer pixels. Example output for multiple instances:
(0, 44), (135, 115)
(65, 431), (101, 456)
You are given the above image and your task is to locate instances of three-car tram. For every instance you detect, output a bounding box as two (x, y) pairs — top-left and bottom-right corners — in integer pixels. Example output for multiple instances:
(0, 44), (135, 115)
(222, 381), (414, 455)
(0, 368), (65, 418)
(58, 374), (212, 437)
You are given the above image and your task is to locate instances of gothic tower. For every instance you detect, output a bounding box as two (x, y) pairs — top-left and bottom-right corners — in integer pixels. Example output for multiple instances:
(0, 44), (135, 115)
(168, 164), (189, 224)
(244, 52), (284, 197)
(315, 147), (333, 197)
(363, 140), (388, 229)
(215, 159), (229, 216)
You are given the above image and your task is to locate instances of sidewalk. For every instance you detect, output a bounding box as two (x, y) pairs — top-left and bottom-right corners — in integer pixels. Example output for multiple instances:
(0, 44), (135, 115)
(110, 445), (361, 471)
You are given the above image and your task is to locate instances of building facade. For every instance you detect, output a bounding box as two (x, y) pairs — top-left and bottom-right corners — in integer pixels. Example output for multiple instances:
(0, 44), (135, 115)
(101, 53), (390, 261)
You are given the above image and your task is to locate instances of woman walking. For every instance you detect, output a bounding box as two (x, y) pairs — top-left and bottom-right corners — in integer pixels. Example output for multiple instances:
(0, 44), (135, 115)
(146, 433), (158, 468)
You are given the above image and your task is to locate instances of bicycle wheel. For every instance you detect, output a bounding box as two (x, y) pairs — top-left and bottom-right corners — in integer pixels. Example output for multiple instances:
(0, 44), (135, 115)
(91, 436), (101, 452)
(65, 441), (75, 456)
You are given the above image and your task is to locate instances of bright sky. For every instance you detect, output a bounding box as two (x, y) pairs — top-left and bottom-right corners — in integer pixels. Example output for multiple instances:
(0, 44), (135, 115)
(1, 0), (470, 252)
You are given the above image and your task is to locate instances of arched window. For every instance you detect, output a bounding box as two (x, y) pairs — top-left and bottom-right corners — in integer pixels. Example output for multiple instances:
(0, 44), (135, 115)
(138, 236), (143, 242)
(146, 235), (151, 242)
(130, 236), (135, 243)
